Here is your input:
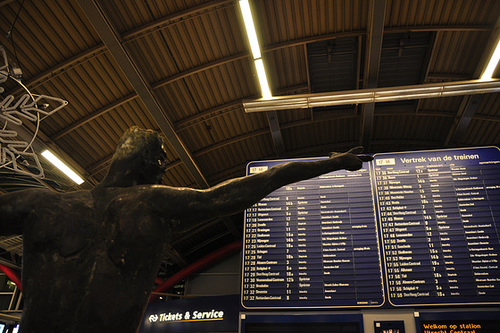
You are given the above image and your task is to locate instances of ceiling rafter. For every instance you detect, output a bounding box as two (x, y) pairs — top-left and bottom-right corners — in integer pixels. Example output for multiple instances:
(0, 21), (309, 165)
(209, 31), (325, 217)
(444, 14), (500, 146)
(86, 103), (470, 180)
(121, 0), (236, 43)
(76, 0), (209, 188)
(360, 0), (386, 149)
(52, 93), (138, 140)
(414, 31), (438, 113)
(8, 24), (488, 99)
(266, 110), (285, 157)
(151, 52), (249, 89)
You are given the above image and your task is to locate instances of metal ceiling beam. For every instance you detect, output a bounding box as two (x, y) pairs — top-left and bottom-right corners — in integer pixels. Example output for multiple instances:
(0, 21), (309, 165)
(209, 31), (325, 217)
(52, 93), (137, 140)
(360, 0), (386, 149)
(122, 0), (235, 43)
(84, 85), (310, 175)
(266, 111), (285, 157)
(9, 25), (488, 97)
(414, 31), (437, 114)
(76, 0), (209, 189)
(0, 0), (15, 8)
(444, 95), (482, 146)
(445, 15), (500, 146)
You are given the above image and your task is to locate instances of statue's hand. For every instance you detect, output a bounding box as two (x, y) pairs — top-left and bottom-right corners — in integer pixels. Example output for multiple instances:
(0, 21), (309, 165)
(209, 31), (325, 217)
(329, 147), (373, 171)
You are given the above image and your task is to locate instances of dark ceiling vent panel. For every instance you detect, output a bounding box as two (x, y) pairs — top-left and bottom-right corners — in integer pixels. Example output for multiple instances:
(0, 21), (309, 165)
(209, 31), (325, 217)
(307, 37), (358, 93)
(307, 37), (359, 120)
(378, 31), (434, 87)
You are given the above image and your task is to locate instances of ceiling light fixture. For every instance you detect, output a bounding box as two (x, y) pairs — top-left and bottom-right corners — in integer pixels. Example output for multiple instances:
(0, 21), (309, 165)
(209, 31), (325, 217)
(242, 79), (500, 112)
(480, 38), (500, 81)
(41, 150), (84, 185)
(239, 0), (272, 99)
(255, 59), (272, 99)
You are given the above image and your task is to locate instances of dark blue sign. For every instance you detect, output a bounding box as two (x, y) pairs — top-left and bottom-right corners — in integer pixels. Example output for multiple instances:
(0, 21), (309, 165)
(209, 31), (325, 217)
(242, 147), (500, 308)
(243, 157), (384, 308)
(139, 295), (239, 333)
(373, 146), (500, 306)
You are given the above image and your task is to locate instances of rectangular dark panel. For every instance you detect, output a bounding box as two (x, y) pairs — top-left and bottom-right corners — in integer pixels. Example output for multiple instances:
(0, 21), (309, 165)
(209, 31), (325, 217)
(242, 158), (384, 309)
(374, 147), (500, 306)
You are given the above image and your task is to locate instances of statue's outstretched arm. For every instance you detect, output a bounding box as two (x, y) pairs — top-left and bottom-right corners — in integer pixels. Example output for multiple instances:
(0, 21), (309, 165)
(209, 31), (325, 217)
(0, 189), (44, 235)
(152, 148), (372, 233)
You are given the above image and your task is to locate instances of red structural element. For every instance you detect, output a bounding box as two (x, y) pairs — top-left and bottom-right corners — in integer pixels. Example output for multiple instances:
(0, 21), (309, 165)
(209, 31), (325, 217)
(149, 240), (242, 302)
(0, 264), (22, 292)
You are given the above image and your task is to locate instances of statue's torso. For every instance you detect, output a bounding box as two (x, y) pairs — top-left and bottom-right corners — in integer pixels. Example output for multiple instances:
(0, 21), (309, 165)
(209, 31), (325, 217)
(20, 188), (170, 332)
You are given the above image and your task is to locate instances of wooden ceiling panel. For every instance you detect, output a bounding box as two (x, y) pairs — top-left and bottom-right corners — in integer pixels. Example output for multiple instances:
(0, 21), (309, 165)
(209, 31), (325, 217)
(281, 118), (360, 156)
(475, 93), (500, 117)
(464, 118), (500, 146)
(266, 45), (308, 92)
(429, 31), (487, 78)
(386, 0), (499, 27)
(256, 0), (369, 47)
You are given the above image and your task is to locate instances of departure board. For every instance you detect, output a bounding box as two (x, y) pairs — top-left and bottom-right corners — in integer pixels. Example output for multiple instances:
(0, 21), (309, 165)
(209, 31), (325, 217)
(241, 147), (500, 309)
(374, 147), (500, 306)
(242, 159), (384, 309)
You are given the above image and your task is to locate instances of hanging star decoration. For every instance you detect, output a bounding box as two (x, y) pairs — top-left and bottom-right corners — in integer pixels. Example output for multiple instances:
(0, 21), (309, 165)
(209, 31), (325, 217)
(0, 45), (68, 178)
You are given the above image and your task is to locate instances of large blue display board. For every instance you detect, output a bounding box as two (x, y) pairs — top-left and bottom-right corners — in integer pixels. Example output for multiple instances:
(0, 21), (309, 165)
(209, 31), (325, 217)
(241, 147), (500, 309)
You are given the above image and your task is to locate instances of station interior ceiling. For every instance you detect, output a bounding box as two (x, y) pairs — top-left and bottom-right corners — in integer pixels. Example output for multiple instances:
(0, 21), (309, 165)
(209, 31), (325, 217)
(0, 0), (499, 301)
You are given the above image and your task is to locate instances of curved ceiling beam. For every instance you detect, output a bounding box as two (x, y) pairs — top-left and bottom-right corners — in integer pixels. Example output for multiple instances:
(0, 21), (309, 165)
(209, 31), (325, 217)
(152, 52), (249, 89)
(10, 18), (489, 97)
(9, 44), (107, 95)
(52, 93), (137, 140)
(10, 25), (492, 144)
(77, 0), (209, 188)
(86, 105), (462, 178)
(444, 14), (500, 146)
(122, 0), (236, 43)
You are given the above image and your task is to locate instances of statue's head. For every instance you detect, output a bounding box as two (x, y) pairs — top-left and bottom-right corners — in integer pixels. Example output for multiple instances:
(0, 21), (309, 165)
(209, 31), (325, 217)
(98, 127), (168, 188)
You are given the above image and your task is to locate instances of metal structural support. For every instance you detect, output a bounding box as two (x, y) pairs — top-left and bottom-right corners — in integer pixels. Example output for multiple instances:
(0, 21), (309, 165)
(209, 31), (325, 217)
(361, 0), (386, 149)
(445, 15), (500, 146)
(243, 80), (500, 112)
(76, 0), (209, 189)
(266, 111), (285, 157)
(444, 94), (482, 146)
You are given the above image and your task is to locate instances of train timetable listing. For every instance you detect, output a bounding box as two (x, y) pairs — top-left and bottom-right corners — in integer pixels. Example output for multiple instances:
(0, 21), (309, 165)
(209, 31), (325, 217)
(242, 157), (384, 309)
(373, 147), (500, 306)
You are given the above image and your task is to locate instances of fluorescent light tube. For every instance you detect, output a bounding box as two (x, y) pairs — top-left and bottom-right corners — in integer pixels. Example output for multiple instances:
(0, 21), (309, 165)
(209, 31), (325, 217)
(239, 0), (262, 59)
(481, 38), (500, 81)
(242, 79), (500, 112)
(255, 59), (272, 99)
(42, 150), (84, 185)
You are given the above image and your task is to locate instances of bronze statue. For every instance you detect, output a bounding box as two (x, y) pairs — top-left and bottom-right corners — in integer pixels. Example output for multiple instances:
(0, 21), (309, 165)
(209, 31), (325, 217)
(0, 127), (372, 332)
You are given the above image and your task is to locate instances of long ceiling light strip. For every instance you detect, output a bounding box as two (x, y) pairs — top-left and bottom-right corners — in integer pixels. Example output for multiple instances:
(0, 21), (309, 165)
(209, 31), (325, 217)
(41, 150), (84, 185)
(480, 38), (500, 81)
(239, 0), (272, 99)
(243, 79), (500, 112)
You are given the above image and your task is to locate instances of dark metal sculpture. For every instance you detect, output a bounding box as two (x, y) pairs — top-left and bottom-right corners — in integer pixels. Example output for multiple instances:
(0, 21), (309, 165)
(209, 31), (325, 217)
(0, 127), (372, 332)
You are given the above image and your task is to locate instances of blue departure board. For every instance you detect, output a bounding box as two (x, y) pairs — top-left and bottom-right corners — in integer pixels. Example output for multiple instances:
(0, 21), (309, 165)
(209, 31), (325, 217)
(241, 147), (500, 309)
(242, 158), (384, 309)
(373, 147), (500, 306)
